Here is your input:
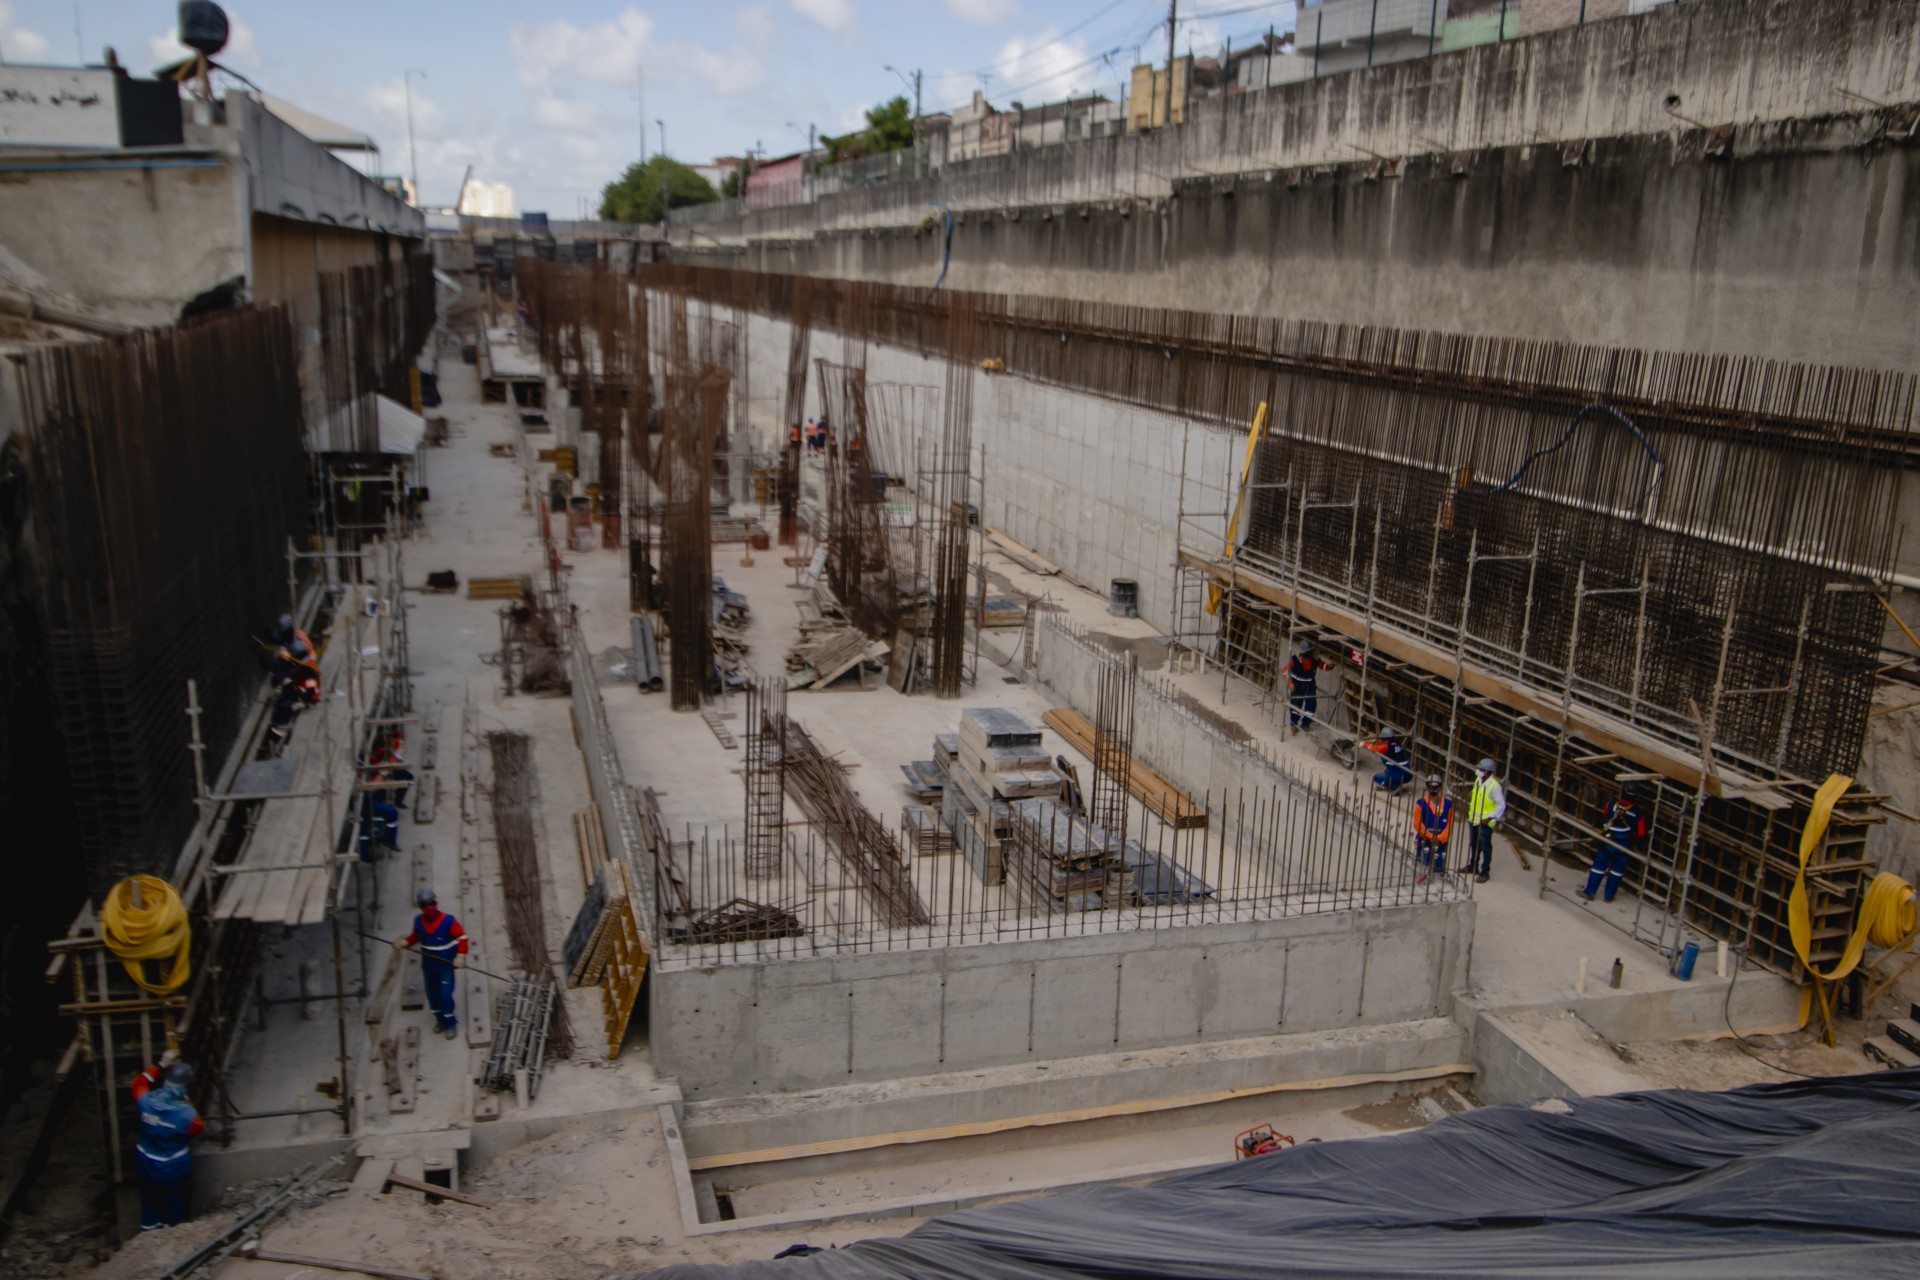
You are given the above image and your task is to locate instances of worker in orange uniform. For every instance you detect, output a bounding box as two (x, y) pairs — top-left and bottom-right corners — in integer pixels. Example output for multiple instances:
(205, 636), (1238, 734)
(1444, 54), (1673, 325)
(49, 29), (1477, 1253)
(1412, 775), (1453, 883)
(1360, 726), (1412, 794)
(131, 1052), (204, 1230)
(394, 887), (468, 1039)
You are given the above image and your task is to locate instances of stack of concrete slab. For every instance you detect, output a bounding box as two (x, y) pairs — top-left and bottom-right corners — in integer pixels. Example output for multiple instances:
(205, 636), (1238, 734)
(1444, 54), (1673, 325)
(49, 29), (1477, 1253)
(1005, 798), (1133, 912)
(943, 709), (1063, 885)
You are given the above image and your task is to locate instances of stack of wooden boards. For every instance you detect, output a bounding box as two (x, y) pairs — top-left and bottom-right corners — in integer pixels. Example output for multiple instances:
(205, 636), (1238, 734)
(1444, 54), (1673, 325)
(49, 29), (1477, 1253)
(788, 582), (890, 689)
(1040, 706), (1208, 829)
(712, 577), (752, 691)
(1005, 798), (1133, 912)
(941, 710), (1065, 885)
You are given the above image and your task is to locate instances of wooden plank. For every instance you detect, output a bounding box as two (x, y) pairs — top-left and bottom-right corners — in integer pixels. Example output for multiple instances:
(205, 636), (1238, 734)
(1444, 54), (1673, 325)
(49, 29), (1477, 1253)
(241, 1246), (429, 1280)
(384, 1172), (492, 1209)
(390, 1026), (419, 1114)
(1043, 706), (1207, 829)
(985, 527), (1062, 576)
(349, 1156), (394, 1198)
(364, 946), (404, 1025)
(599, 860), (649, 1059)
(413, 773), (438, 825)
(353, 1130), (473, 1158)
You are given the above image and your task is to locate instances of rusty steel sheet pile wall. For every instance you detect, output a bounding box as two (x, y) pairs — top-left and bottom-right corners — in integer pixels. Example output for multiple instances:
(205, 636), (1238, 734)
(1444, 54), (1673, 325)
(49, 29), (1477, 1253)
(633, 263), (1913, 786)
(13, 307), (312, 895)
(316, 253), (436, 453)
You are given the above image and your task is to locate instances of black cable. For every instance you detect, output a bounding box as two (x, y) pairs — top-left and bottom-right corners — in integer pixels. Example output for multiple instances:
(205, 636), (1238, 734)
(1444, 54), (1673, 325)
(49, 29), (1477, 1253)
(1723, 945), (1819, 1079)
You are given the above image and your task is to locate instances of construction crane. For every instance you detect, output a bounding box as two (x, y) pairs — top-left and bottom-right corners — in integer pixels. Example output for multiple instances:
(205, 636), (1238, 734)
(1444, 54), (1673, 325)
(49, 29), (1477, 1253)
(452, 164), (475, 215)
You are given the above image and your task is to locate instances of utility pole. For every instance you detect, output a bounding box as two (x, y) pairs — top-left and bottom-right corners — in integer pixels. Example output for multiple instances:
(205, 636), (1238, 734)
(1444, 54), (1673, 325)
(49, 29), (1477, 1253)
(1164, 1), (1177, 129)
(636, 65), (647, 168)
(402, 69), (426, 207)
(657, 120), (668, 224)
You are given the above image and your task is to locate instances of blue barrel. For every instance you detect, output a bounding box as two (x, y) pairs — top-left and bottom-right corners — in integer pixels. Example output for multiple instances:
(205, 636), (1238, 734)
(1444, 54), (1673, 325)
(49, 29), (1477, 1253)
(1673, 940), (1700, 981)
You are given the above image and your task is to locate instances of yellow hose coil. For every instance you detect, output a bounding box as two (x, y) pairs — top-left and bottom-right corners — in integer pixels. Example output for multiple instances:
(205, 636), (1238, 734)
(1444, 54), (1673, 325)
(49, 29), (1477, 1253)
(100, 874), (192, 996)
(1789, 775), (1917, 983)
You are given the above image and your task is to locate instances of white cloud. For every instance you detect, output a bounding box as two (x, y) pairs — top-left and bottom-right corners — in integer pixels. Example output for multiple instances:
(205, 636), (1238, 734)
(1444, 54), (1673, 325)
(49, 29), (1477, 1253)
(148, 17), (263, 72)
(0, 2), (49, 61)
(994, 28), (1093, 103)
(512, 7), (656, 93)
(790, 0), (854, 34)
(945, 0), (1018, 24)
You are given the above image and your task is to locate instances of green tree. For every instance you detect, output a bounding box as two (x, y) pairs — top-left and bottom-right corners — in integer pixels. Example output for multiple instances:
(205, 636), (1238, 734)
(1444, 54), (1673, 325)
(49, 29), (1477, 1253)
(822, 95), (915, 164)
(597, 156), (719, 223)
(720, 166), (744, 199)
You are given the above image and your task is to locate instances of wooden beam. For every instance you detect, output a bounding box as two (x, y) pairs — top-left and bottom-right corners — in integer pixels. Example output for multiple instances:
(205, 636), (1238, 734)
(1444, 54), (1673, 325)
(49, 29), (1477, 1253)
(240, 1245), (431, 1280)
(1181, 550), (1771, 801)
(383, 1171), (491, 1208)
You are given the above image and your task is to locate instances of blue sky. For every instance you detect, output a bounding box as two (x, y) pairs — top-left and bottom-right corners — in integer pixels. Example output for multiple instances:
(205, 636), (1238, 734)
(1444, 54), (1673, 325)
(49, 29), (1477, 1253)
(4, 1), (1297, 214)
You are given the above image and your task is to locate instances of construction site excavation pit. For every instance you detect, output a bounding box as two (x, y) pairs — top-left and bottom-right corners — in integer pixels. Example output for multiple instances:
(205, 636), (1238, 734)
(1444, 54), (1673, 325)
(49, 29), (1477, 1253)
(484, 263), (1844, 1235)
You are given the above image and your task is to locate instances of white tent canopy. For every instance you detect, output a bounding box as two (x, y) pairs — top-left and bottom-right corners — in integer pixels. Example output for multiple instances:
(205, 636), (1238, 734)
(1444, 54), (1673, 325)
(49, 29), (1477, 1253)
(375, 395), (426, 456)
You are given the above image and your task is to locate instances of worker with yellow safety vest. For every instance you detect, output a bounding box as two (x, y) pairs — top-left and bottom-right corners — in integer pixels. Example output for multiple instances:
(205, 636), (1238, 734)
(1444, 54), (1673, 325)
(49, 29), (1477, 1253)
(1466, 758), (1505, 884)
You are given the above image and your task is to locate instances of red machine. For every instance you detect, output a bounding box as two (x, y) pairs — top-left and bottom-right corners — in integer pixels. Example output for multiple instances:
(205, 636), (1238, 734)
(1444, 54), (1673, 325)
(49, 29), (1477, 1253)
(1233, 1124), (1297, 1160)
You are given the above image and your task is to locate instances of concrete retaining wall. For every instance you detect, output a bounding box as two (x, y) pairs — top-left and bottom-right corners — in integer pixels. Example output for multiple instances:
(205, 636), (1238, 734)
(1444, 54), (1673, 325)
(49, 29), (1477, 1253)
(676, 0), (1920, 241)
(651, 899), (1473, 1099)
(724, 305), (1237, 634)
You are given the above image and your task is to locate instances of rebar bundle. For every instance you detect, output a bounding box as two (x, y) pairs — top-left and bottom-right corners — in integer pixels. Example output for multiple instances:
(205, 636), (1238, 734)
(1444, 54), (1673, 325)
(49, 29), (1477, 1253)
(1089, 650), (1139, 851)
(660, 369), (729, 708)
(818, 359), (911, 640)
(927, 291), (980, 697)
(481, 974), (557, 1097)
(742, 678), (787, 880)
(486, 730), (574, 1056)
(776, 713), (933, 927)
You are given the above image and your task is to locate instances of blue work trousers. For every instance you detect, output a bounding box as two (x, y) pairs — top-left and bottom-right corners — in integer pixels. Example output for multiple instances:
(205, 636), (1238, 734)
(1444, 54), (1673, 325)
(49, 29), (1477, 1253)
(1585, 841), (1633, 902)
(1467, 824), (1495, 876)
(1416, 838), (1447, 874)
(1372, 762), (1412, 793)
(1287, 689), (1316, 729)
(138, 1169), (190, 1230)
(425, 960), (458, 1030)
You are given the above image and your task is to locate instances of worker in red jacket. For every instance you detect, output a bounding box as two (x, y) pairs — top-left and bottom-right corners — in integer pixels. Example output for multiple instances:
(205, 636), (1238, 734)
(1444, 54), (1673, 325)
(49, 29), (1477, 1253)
(1583, 781), (1651, 903)
(394, 887), (468, 1039)
(131, 1052), (204, 1230)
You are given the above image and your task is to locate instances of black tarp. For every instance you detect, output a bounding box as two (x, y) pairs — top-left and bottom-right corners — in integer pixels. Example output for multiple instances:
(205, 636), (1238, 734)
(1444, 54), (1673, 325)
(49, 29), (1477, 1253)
(639, 1069), (1920, 1279)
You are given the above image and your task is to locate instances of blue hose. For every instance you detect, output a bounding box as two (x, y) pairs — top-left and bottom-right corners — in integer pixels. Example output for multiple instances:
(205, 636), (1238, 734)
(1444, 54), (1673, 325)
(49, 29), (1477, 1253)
(1488, 403), (1662, 495)
(926, 199), (954, 297)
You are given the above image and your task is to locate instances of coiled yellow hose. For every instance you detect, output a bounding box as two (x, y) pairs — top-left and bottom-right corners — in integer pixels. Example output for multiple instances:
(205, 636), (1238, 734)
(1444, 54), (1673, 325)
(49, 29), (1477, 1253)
(1791, 775), (1917, 982)
(100, 874), (192, 996)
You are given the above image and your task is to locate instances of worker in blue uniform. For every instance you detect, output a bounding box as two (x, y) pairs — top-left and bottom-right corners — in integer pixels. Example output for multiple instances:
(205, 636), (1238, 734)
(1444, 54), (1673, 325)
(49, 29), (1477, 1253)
(1285, 640), (1333, 733)
(1583, 781), (1651, 903)
(395, 887), (468, 1039)
(131, 1054), (204, 1230)
(1361, 726), (1413, 794)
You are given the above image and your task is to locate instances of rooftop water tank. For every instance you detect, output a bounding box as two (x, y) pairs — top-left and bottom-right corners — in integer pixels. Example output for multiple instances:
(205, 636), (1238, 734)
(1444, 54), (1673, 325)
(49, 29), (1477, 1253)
(177, 2), (230, 57)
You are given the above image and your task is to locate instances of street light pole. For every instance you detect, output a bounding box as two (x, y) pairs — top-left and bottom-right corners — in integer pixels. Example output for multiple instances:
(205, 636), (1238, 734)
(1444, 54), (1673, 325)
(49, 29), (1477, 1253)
(657, 119), (668, 224)
(885, 65), (924, 178)
(403, 68), (426, 206)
